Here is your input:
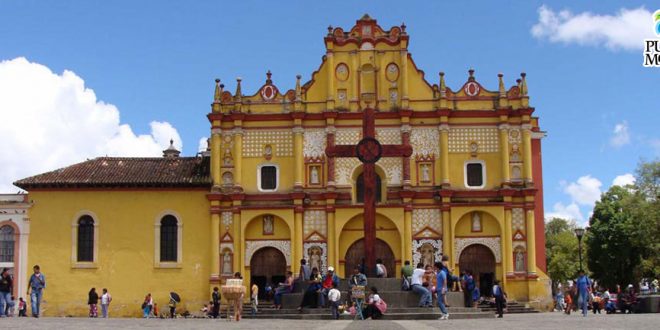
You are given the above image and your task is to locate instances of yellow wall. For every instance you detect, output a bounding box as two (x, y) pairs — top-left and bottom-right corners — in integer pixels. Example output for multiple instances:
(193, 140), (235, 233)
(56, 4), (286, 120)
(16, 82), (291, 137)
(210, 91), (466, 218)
(27, 190), (210, 317)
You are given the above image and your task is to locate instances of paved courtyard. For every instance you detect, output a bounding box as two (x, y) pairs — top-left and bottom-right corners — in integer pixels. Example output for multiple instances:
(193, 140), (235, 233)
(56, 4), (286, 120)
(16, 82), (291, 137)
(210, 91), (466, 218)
(1, 313), (658, 330)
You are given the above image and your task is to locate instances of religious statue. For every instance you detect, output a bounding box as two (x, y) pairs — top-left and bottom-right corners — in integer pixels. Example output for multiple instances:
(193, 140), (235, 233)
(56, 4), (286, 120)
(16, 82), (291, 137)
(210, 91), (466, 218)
(264, 145), (273, 160)
(222, 172), (233, 185)
(223, 148), (233, 166)
(263, 215), (274, 235)
(308, 246), (322, 271)
(222, 251), (232, 275)
(421, 164), (430, 182)
(510, 144), (520, 162)
(511, 166), (522, 181)
(419, 243), (435, 267)
(310, 166), (319, 185)
(515, 250), (525, 272)
(472, 212), (481, 232)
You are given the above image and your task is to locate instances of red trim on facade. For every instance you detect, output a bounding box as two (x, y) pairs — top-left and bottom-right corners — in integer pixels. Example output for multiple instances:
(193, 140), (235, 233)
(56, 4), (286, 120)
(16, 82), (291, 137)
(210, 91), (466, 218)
(532, 137), (546, 273)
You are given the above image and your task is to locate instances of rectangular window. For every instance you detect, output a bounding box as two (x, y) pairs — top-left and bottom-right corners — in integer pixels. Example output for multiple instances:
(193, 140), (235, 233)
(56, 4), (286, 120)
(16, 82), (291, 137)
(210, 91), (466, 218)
(260, 166), (277, 190)
(466, 163), (484, 187)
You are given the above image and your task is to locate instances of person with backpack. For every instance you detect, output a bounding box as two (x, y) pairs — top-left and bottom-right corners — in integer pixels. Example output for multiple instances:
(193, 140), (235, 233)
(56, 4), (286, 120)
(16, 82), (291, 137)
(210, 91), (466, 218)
(493, 280), (506, 318)
(211, 286), (220, 318)
(461, 271), (475, 307)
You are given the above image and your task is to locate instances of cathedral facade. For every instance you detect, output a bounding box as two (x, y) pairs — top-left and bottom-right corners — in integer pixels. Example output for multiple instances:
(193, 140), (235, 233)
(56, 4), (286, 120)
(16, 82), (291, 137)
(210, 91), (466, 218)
(16, 15), (551, 316)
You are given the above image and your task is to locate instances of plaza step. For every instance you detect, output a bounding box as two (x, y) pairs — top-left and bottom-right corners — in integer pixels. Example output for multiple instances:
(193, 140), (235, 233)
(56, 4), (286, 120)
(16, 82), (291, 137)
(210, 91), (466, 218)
(478, 301), (539, 314)
(281, 289), (465, 308)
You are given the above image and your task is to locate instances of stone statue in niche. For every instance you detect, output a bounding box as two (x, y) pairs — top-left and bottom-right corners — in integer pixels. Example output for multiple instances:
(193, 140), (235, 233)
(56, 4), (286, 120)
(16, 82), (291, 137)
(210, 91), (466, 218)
(515, 250), (525, 272)
(510, 144), (520, 162)
(263, 215), (274, 235)
(421, 164), (430, 182)
(419, 243), (435, 267)
(472, 212), (482, 232)
(308, 246), (323, 271)
(310, 166), (320, 184)
(222, 251), (232, 275)
(264, 145), (273, 160)
(511, 166), (522, 180)
(222, 172), (233, 185)
(223, 148), (233, 166)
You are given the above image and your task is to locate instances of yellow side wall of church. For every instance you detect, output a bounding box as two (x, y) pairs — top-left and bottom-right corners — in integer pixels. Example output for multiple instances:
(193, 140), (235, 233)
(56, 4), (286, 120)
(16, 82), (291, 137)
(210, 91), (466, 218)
(27, 190), (210, 317)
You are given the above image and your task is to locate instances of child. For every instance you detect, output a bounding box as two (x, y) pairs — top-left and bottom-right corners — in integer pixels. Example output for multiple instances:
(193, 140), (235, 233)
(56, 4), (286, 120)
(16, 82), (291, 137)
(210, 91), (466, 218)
(564, 291), (573, 315)
(251, 283), (259, 316)
(6, 295), (15, 317)
(328, 282), (341, 319)
(18, 297), (27, 317)
(153, 303), (159, 318)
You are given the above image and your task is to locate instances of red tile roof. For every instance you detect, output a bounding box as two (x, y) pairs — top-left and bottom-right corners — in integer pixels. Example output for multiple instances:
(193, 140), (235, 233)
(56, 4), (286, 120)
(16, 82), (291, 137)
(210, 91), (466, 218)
(14, 157), (211, 189)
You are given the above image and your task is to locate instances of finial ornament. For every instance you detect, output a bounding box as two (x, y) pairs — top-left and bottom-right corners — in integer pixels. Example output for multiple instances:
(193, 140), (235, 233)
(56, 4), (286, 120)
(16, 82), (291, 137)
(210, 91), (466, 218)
(266, 70), (272, 84)
(327, 25), (333, 35)
(401, 22), (407, 33)
(213, 78), (221, 102)
(520, 72), (528, 96)
(468, 68), (475, 81)
(235, 77), (243, 104)
(498, 73), (506, 97)
(439, 72), (446, 98)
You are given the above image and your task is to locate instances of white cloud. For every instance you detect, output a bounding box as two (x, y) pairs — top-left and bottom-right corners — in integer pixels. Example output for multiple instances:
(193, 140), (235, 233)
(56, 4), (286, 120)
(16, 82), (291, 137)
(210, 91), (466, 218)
(610, 121), (630, 148)
(531, 6), (654, 51)
(563, 175), (602, 206)
(0, 57), (182, 192)
(198, 137), (209, 153)
(612, 173), (636, 187)
(545, 202), (584, 223)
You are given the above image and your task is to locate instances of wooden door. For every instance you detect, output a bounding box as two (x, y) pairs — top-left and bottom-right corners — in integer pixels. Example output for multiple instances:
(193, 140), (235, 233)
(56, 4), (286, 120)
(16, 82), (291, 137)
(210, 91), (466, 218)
(344, 238), (394, 278)
(459, 244), (496, 297)
(250, 247), (286, 299)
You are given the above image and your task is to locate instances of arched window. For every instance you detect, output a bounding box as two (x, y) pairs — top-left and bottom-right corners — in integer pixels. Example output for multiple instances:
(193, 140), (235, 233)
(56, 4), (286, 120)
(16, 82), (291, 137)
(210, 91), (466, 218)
(0, 225), (15, 263)
(77, 216), (94, 262)
(356, 172), (382, 203)
(160, 215), (178, 262)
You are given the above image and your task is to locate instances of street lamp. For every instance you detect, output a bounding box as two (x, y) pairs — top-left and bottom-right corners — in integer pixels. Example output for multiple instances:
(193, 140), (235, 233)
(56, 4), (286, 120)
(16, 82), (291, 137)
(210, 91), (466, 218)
(574, 227), (585, 272)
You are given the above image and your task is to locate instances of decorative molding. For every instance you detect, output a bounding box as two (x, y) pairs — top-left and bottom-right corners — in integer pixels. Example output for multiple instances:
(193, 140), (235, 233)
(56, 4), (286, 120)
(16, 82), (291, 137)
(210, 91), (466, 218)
(410, 128), (439, 157)
(222, 211), (233, 233)
(245, 240), (291, 266)
(303, 130), (327, 159)
(412, 239), (442, 267)
(303, 242), (328, 273)
(412, 209), (442, 236)
(335, 128), (361, 145)
(455, 237), (501, 263)
(303, 210), (327, 238)
(512, 208), (525, 232)
(377, 158), (402, 185)
(243, 130), (293, 157)
(448, 127), (499, 153)
(335, 158), (360, 185)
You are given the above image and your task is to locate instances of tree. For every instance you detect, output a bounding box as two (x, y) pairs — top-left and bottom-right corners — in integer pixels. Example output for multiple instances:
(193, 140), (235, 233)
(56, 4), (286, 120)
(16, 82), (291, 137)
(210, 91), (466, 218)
(587, 160), (659, 290)
(545, 217), (584, 291)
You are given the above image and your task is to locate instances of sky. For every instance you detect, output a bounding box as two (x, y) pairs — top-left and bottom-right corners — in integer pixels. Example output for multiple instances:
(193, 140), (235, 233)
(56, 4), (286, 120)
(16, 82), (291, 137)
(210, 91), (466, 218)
(0, 0), (658, 226)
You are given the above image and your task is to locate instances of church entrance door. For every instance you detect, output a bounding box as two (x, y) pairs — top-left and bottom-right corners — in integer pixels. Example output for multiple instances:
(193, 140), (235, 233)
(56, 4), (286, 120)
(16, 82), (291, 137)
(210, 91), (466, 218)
(250, 247), (286, 300)
(344, 238), (395, 278)
(459, 244), (496, 297)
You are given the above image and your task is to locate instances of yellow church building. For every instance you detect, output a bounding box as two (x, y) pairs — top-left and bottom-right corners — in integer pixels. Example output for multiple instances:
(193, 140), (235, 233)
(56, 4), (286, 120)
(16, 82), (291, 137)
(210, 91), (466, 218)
(15, 15), (551, 316)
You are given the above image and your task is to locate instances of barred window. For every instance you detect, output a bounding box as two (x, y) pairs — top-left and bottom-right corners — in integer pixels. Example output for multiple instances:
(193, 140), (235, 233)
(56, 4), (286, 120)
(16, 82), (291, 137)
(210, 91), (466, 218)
(260, 166), (277, 191)
(160, 215), (178, 262)
(77, 216), (94, 262)
(466, 163), (484, 187)
(0, 225), (14, 262)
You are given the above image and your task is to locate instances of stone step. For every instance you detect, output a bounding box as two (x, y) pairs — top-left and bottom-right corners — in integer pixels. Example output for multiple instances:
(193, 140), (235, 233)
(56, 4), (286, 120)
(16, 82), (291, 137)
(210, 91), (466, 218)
(281, 290), (465, 308)
(245, 311), (494, 320)
(251, 307), (480, 314)
(296, 277), (435, 292)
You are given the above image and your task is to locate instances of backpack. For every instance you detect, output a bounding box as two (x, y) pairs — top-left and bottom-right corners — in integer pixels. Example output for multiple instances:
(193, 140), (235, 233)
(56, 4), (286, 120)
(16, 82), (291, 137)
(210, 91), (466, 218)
(466, 276), (475, 292)
(401, 277), (411, 291)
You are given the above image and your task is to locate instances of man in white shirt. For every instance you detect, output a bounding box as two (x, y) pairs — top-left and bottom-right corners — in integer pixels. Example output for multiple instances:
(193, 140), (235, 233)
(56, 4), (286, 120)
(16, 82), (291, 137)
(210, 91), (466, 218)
(411, 263), (432, 307)
(328, 283), (341, 319)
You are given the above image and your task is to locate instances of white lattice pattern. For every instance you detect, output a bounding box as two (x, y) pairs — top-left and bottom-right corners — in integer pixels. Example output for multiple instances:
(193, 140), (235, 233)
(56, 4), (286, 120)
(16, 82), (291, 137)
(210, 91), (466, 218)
(303, 210), (327, 238)
(412, 209), (442, 236)
(335, 158), (360, 185)
(245, 240), (291, 266)
(377, 158), (402, 185)
(376, 128), (402, 144)
(243, 130), (293, 157)
(222, 212), (233, 233)
(448, 127), (499, 153)
(454, 237), (501, 263)
(508, 127), (522, 144)
(410, 128), (440, 157)
(303, 130), (326, 158)
(512, 208), (525, 232)
(336, 128), (361, 145)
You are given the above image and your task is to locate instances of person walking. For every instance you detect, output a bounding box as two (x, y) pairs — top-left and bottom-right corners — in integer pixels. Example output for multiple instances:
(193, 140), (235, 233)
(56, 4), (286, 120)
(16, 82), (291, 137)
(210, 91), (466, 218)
(328, 282), (341, 320)
(211, 286), (220, 319)
(88, 288), (99, 317)
(411, 263), (432, 307)
(100, 288), (112, 318)
(434, 262), (449, 320)
(0, 268), (13, 318)
(461, 271), (475, 308)
(575, 270), (591, 317)
(493, 280), (506, 318)
(17, 297), (27, 317)
(26, 265), (45, 318)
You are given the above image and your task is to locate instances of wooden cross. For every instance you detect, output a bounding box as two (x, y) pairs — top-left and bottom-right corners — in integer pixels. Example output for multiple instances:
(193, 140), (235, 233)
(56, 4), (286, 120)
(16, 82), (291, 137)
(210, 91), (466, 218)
(326, 107), (412, 276)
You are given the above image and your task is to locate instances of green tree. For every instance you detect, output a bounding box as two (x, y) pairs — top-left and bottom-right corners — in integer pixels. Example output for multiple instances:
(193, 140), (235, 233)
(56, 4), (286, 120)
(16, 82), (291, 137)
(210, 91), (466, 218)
(587, 160), (659, 289)
(545, 217), (584, 290)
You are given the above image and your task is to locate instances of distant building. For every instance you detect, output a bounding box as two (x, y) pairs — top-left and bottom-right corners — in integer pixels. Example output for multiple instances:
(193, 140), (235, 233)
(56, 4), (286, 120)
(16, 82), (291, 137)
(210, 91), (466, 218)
(0, 193), (31, 298)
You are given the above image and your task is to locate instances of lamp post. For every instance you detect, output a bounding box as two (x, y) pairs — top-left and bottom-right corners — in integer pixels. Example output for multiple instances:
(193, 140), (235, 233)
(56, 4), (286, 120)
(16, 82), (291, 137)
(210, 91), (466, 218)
(574, 227), (585, 272)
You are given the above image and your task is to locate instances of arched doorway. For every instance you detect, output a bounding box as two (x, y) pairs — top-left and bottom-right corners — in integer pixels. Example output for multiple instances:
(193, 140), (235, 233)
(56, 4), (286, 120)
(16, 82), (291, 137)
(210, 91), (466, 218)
(250, 247), (286, 300)
(344, 238), (394, 278)
(459, 244), (496, 297)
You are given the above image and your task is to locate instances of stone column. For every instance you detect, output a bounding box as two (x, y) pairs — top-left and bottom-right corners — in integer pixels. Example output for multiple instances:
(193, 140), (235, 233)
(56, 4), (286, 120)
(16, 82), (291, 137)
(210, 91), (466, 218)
(442, 208), (452, 266)
(293, 126), (304, 189)
(233, 128), (244, 189)
(522, 124), (533, 184)
(525, 209), (537, 275)
(293, 207), (304, 275)
(439, 124), (450, 186)
(403, 205), (413, 262)
(211, 129), (222, 186)
(232, 209), (242, 274)
(326, 127), (336, 187)
(499, 124), (510, 185)
(326, 207), (336, 268)
(401, 124), (412, 188)
(326, 51), (335, 110)
(504, 208), (513, 276)
(211, 212), (221, 279)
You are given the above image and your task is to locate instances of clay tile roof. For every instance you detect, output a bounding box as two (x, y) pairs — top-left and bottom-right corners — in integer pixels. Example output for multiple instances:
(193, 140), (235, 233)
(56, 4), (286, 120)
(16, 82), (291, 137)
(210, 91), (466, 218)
(14, 157), (211, 189)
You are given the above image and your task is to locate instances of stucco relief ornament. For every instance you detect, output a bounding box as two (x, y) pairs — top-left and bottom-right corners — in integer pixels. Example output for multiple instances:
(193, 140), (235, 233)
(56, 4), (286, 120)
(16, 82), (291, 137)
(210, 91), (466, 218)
(412, 239), (442, 267)
(454, 237), (501, 263)
(245, 240), (291, 266)
(303, 242), (328, 273)
(303, 130), (326, 159)
(464, 82), (480, 97)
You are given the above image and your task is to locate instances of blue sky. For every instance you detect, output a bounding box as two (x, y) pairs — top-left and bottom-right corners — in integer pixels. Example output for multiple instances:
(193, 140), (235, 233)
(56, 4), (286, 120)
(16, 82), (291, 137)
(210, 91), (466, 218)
(0, 0), (658, 224)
